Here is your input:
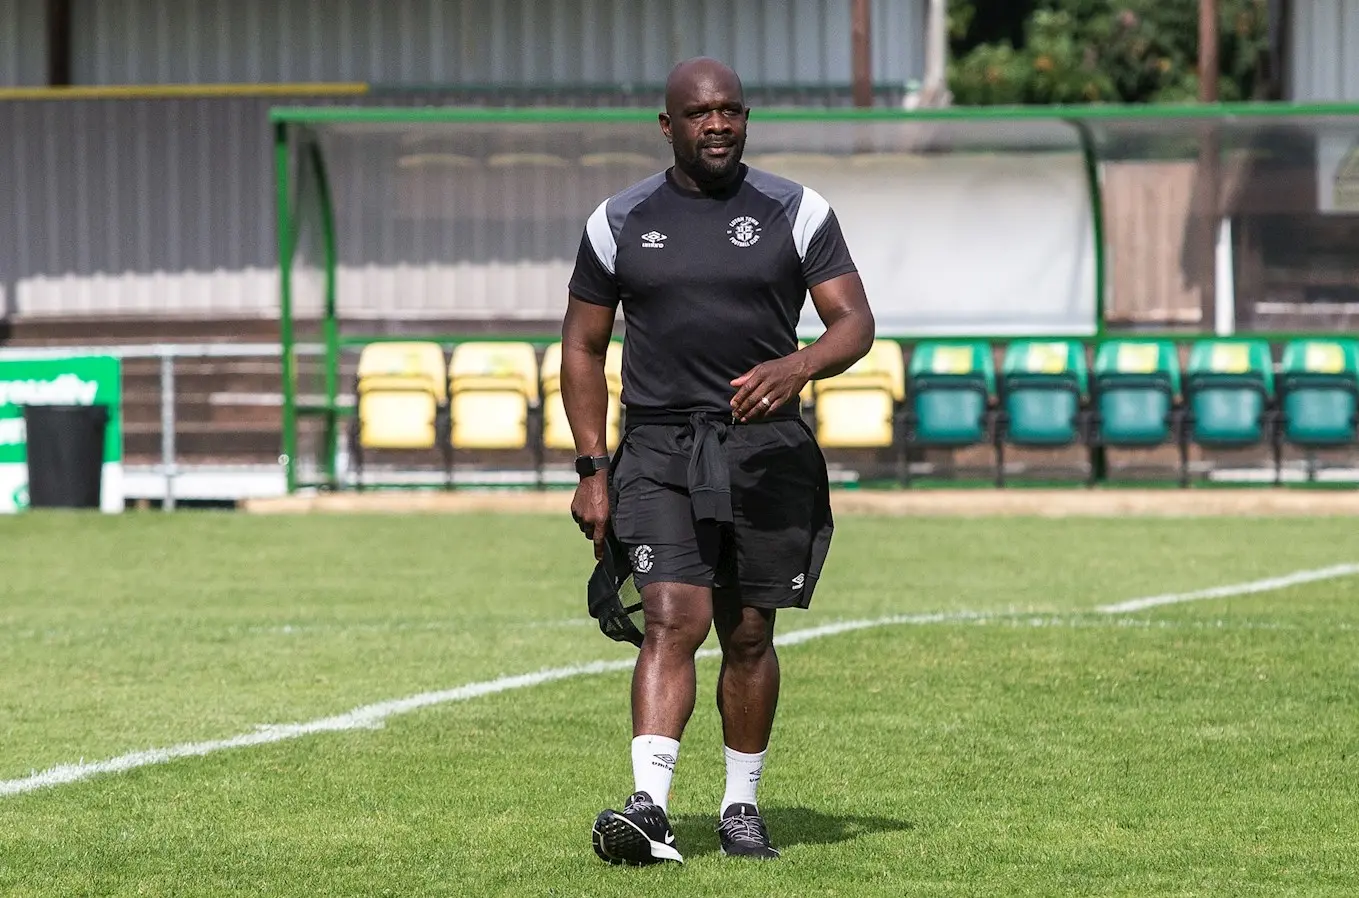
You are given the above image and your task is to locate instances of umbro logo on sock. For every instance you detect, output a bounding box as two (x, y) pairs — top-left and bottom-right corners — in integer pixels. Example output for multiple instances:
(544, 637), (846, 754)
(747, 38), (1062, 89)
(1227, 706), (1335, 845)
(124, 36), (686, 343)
(652, 753), (676, 770)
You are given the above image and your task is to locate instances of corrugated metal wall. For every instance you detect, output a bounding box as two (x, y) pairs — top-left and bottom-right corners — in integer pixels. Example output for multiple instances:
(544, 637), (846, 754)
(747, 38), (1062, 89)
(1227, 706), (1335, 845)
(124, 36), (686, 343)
(70, 0), (924, 88)
(1288, 0), (1359, 101)
(0, 0), (47, 87)
(0, 98), (284, 318)
(1, 0), (928, 321)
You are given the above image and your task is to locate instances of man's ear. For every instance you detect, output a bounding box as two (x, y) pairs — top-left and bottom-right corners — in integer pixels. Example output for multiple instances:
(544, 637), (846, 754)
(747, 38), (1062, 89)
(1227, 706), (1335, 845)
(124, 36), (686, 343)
(658, 112), (672, 144)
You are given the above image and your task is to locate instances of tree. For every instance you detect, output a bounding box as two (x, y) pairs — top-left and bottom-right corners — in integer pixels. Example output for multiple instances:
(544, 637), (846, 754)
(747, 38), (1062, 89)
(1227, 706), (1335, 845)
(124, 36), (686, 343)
(947, 0), (1271, 105)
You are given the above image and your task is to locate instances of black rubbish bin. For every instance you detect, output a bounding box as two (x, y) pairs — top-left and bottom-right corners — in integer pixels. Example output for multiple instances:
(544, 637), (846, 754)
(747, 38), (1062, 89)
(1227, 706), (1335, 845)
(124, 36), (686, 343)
(22, 404), (109, 509)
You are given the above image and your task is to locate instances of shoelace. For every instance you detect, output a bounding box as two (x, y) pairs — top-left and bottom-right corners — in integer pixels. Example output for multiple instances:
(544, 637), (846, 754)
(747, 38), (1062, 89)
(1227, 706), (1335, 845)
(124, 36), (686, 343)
(717, 813), (768, 844)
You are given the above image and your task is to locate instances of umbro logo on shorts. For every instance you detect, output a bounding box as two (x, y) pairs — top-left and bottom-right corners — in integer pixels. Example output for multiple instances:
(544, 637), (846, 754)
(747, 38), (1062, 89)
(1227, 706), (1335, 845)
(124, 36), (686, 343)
(641, 231), (667, 249)
(791, 573), (805, 590)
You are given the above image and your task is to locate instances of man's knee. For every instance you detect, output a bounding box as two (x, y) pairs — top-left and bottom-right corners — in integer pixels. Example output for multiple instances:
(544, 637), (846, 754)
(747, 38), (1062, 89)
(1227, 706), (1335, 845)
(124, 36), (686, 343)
(641, 582), (713, 652)
(719, 606), (776, 665)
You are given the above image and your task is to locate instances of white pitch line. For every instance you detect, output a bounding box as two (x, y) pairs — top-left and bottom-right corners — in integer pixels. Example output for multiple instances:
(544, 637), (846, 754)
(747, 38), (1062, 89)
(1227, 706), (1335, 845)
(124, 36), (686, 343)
(1095, 563), (1359, 614)
(4, 564), (1357, 799)
(0, 612), (984, 798)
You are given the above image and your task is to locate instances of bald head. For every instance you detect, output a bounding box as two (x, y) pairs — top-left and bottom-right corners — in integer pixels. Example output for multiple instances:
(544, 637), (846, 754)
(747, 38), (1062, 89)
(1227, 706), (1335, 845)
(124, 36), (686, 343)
(664, 57), (744, 116)
(659, 57), (749, 191)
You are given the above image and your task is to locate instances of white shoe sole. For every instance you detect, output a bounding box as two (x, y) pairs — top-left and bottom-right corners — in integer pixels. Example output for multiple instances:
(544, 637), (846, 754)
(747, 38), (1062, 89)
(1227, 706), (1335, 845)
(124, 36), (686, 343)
(593, 810), (684, 864)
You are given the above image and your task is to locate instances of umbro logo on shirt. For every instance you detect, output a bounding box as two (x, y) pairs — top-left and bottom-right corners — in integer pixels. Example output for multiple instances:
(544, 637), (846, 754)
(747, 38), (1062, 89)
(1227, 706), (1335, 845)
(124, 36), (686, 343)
(641, 231), (667, 248)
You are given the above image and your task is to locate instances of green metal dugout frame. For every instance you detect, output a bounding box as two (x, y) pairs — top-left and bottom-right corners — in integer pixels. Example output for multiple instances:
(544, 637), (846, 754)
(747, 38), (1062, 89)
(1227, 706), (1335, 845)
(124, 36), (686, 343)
(272, 102), (1359, 493)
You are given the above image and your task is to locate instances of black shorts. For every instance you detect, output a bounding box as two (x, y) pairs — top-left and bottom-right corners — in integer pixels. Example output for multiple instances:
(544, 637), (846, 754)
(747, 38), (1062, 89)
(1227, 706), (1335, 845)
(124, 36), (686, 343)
(609, 417), (834, 609)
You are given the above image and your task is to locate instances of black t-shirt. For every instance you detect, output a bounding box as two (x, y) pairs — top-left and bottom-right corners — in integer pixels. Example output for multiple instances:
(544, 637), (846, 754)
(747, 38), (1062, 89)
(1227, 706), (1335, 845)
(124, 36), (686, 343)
(567, 163), (858, 414)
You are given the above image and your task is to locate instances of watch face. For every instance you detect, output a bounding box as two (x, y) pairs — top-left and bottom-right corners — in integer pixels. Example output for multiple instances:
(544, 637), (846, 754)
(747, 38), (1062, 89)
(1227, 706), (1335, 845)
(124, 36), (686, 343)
(580, 455), (610, 475)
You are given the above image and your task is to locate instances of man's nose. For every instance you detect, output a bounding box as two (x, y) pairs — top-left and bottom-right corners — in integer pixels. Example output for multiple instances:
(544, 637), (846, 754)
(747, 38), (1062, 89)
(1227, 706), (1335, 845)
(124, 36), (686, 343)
(702, 112), (733, 133)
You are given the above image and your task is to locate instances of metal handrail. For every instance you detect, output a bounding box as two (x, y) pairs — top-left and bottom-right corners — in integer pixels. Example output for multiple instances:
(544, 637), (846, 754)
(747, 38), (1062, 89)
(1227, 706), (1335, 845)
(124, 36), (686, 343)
(0, 342), (322, 510)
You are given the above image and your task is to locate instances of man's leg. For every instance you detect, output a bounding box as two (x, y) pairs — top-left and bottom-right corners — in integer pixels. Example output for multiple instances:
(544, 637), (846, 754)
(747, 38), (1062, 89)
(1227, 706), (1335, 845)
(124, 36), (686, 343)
(629, 581), (714, 808)
(711, 598), (782, 858)
(593, 581), (711, 866)
(713, 600), (779, 802)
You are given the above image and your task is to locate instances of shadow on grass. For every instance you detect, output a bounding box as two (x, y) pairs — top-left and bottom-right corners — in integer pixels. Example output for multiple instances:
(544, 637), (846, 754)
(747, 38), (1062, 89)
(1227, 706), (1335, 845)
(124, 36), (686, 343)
(670, 805), (916, 860)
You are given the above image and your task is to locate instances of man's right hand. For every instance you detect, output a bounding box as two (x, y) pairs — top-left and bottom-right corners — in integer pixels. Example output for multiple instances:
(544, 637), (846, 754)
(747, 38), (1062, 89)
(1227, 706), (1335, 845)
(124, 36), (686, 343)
(570, 472), (611, 560)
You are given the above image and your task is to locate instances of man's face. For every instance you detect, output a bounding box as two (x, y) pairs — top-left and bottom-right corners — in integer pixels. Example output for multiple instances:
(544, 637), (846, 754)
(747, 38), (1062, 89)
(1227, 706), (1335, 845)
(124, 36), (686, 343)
(662, 77), (749, 185)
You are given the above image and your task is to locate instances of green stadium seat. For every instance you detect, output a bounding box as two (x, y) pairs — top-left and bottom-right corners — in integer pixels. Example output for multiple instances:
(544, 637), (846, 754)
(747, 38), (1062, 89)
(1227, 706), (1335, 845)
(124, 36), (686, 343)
(1277, 339), (1359, 478)
(903, 341), (997, 484)
(1184, 339), (1277, 483)
(996, 340), (1091, 485)
(1090, 340), (1185, 483)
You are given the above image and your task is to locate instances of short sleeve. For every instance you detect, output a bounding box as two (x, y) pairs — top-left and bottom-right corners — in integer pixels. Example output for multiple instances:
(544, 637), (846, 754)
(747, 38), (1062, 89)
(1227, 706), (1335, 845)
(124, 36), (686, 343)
(567, 202), (621, 308)
(800, 207), (858, 289)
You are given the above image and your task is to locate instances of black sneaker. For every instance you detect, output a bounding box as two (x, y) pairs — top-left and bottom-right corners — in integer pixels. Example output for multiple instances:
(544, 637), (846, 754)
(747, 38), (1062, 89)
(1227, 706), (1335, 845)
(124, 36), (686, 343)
(592, 791), (683, 865)
(716, 803), (780, 859)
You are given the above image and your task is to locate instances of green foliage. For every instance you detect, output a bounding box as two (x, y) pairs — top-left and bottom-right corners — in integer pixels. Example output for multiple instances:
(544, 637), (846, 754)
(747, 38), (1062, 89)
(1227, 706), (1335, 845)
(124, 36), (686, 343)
(948, 0), (1271, 105)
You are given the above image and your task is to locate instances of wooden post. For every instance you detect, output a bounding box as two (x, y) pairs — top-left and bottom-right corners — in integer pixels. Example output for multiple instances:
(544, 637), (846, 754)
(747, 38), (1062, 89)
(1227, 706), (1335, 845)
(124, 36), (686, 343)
(46, 0), (73, 87)
(1199, 0), (1219, 102)
(1197, 0), (1221, 328)
(852, 0), (872, 107)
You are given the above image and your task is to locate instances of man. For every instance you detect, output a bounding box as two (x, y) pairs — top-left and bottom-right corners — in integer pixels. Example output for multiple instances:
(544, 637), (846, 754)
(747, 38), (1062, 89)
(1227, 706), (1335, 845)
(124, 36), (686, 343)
(561, 56), (875, 866)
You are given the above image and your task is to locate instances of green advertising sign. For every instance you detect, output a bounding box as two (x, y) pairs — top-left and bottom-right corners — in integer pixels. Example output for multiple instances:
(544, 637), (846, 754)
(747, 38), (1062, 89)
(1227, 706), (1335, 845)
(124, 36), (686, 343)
(0, 354), (123, 513)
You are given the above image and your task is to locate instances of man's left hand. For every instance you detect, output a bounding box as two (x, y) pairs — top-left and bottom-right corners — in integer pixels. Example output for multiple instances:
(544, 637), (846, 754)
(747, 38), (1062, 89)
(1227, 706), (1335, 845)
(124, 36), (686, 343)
(730, 355), (811, 422)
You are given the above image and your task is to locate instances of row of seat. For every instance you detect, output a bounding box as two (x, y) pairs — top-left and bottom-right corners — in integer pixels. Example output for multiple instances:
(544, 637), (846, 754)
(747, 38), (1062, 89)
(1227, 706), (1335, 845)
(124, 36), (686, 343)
(893, 337), (1359, 485)
(349, 340), (625, 484)
(346, 336), (1359, 485)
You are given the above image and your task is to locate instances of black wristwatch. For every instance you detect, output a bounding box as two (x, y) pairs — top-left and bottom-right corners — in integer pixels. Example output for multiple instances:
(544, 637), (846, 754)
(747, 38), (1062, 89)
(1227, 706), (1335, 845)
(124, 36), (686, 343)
(575, 454), (611, 478)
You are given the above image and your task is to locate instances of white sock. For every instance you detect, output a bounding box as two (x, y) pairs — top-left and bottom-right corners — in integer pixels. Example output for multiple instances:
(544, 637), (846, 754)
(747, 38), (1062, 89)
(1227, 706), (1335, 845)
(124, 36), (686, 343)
(631, 734), (680, 813)
(721, 745), (767, 814)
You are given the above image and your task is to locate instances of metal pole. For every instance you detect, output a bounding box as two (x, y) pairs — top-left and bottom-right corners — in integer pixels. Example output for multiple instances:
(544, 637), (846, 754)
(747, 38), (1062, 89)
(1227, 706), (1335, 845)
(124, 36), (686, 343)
(160, 350), (176, 511)
(1214, 217), (1236, 336)
(852, 0), (872, 107)
(922, 0), (949, 107)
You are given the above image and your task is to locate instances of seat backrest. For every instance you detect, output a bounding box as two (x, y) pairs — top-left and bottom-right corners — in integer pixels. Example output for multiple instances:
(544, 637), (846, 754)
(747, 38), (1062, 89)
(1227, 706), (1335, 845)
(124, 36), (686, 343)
(908, 340), (996, 396)
(356, 342), (447, 401)
(1186, 339), (1274, 395)
(1093, 339), (1181, 395)
(816, 339), (904, 400)
(449, 342), (540, 403)
(1280, 339), (1359, 390)
(1002, 340), (1089, 395)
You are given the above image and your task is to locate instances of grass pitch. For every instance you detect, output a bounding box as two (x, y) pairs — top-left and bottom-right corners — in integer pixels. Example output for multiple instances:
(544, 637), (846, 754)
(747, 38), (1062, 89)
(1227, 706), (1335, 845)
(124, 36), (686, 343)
(2, 511), (1358, 896)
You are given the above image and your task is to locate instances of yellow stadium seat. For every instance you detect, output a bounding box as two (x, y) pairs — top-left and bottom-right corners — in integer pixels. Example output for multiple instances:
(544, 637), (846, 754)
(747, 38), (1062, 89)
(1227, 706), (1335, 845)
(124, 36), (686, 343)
(448, 342), (540, 450)
(351, 342), (449, 486)
(354, 341), (446, 450)
(811, 339), (905, 448)
(540, 341), (624, 452)
(815, 390), (898, 447)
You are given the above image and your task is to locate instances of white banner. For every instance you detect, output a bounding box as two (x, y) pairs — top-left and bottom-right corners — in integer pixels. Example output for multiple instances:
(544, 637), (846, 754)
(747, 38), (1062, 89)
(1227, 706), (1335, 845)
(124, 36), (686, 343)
(755, 152), (1098, 337)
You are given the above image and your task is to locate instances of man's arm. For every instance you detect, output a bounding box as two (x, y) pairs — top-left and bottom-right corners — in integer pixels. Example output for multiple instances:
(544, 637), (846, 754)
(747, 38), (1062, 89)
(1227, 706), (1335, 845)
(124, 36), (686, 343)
(730, 271), (875, 421)
(562, 295), (618, 559)
(798, 270), (876, 380)
(561, 296), (617, 457)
